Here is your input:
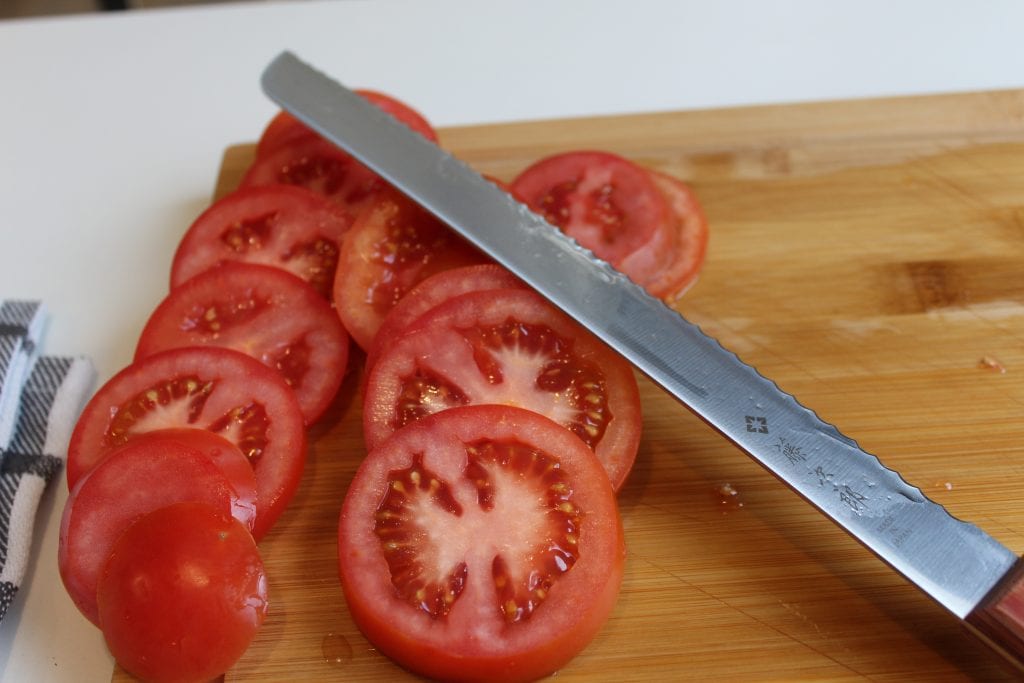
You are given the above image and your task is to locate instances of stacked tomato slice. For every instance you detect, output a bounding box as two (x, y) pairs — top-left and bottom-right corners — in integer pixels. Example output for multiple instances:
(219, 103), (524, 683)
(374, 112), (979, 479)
(510, 150), (708, 301)
(60, 88), (712, 682)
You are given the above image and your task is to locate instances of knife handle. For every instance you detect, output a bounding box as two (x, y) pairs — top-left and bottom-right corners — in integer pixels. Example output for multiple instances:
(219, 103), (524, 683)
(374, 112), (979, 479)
(966, 558), (1024, 669)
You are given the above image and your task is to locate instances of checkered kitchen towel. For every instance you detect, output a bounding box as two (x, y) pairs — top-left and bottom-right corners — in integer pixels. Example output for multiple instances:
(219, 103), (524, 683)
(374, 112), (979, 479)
(0, 301), (94, 620)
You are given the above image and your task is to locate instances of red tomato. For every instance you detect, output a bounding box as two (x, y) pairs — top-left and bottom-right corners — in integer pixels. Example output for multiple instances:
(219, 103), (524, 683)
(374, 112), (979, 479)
(97, 502), (268, 683)
(510, 150), (672, 266)
(58, 432), (255, 625)
(338, 405), (624, 682)
(170, 185), (353, 299)
(363, 288), (641, 490)
(66, 346), (307, 540)
(333, 188), (486, 350)
(638, 170), (709, 300)
(365, 263), (524, 375)
(240, 136), (386, 215)
(136, 262), (349, 425)
(255, 89), (438, 158)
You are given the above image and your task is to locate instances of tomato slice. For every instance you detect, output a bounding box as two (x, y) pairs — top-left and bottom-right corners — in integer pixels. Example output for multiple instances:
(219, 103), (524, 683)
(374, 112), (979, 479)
(67, 346), (307, 541)
(255, 89), (438, 158)
(333, 188), (486, 350)
(637, 170), (709, 300)
(97, 502), (268, 683)
(363, 288), (641, 490)
(170, 185), (353, 299)
(136, 262), (349, 425)
(365, 264), (524, 375)
(338, 405), (624, 682)
(58, 432), (255, 625)
(240, 136), (386, 215)
(510, 150), (672, 266)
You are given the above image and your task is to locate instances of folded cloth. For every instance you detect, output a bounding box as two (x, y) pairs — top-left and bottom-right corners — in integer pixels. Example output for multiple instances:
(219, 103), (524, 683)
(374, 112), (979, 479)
(0, 300), (96, 621)
(0, 301), (47, 450)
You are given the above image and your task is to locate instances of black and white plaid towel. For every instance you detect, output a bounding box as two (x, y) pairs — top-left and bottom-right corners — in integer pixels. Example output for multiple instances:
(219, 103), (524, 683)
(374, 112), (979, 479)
(0, 300), (95, 621)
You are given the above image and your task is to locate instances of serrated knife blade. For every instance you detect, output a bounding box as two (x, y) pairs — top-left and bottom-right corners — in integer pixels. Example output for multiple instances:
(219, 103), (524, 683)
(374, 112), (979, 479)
(260, 50), (1024, 667)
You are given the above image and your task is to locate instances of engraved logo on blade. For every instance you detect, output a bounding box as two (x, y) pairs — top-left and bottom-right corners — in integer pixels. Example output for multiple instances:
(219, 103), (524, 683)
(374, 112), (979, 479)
(745, 416), (769, 433)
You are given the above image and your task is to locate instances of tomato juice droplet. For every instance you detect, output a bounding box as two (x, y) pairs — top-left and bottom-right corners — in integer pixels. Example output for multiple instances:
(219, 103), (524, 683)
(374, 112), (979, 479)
(321, 632), (354, 665)
(714, 482), (744, 513)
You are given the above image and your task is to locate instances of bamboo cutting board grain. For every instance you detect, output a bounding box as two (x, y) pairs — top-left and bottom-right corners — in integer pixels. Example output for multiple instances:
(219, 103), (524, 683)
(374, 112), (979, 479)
(113, 89), (1024, 681)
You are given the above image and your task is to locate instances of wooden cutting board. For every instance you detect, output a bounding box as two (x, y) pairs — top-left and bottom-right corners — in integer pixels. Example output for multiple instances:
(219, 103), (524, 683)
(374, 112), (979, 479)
(114, 89), (1024, 681)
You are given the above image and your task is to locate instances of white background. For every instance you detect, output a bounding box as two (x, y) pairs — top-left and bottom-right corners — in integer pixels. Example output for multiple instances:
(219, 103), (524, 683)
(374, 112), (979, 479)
(2, 1), (1024, 680)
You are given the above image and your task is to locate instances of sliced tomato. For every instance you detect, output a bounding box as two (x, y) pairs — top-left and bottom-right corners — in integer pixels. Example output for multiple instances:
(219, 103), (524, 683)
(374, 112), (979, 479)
(255, 89), (438, 158)
(136, 262), (349, 425)
(170, 185), (353, 299)
(510, 150), (672, 266)
(58, 432), (254, 625)
(240, 136), (386, 216)
(333, 188), (486, 350)
(338, 405), (624, 682)
(97, 502), (268, 683)
(66, 346), (306, 541)
(363, 288), (641, 490)
(637, 170), (709, 300)
(365, 264), (524, 375)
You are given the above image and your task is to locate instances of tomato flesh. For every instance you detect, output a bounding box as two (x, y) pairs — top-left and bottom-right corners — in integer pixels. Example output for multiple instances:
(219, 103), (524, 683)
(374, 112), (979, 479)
(240, 136), (385, 214)
(511, 150), (671, 265)
(67, 346), (307, 540)
(333, 188), (485, 350)
(639, 170), (709, 300)
(339, 405), (624, 682)
(366, 264), (524, 375)
(364, 288), (641, 490)
(58, 432), (254, 626)
(97, 502), (268, 683)
(137, 262), (350, 425)
(170, 185), (352, 298)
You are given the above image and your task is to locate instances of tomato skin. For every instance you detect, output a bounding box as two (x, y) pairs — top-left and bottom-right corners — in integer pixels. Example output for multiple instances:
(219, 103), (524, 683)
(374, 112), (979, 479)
(67, 346), (307, 541)
(333, 188), (486, 350)
(363, 287), (642, 490)
(169, 185), (353, 299)
(137, 262), (350, 425)
(97, 502), (268, 683)
(58, 433), (254, 626)
(338, 405), (624, 682)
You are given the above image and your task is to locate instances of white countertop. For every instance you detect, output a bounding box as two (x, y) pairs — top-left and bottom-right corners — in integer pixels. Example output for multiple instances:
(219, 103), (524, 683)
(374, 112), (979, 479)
(2, 1), (1023, 680)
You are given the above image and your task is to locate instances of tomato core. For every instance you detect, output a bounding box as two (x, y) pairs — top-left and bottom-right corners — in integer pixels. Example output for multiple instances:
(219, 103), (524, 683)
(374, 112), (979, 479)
(373, 438), (581, 626)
